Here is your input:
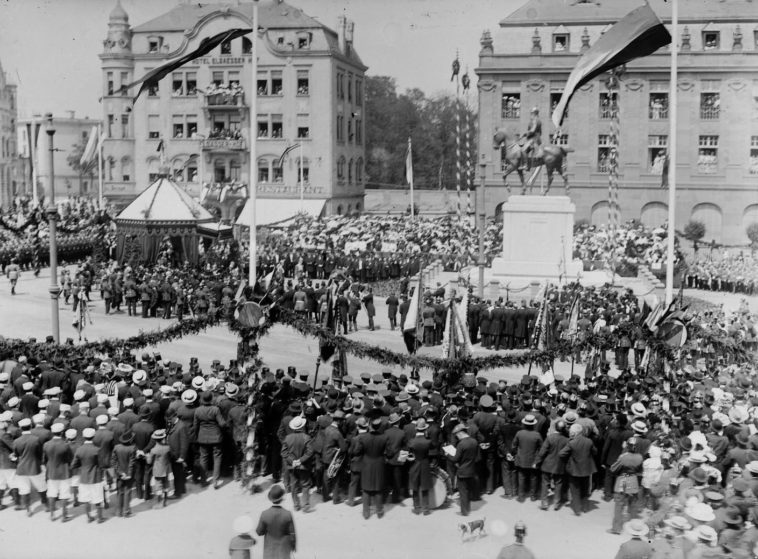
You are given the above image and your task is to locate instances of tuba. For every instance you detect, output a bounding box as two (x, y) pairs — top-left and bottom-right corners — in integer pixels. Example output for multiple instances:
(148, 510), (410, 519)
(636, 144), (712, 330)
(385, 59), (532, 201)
(326, 449), (344, 479)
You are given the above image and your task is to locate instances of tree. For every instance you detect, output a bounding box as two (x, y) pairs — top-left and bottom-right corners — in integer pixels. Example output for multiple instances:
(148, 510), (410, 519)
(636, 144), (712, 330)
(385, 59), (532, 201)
(683, 219), (706, 252)
(747, 222), (758, 253)
(365, 75), (477, 190)
(67, 140), (98, 195)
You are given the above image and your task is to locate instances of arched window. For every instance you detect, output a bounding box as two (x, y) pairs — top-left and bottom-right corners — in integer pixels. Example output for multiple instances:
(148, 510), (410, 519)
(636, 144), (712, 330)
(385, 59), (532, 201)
(147, 157), (160, 182)
(242, 37), (252, 54)
(121, 156), (132, 182)
(640, 202), (668, 228)
(348, 158), (354, 184)
(257, 158), (269, 183)
(213, 159), (226, 182)
(336, 204), (343, 215)
(590, 201), (612, 226)
(691, 203), (723, 243)
(337, 156), (346, 180)
(296, 157), (310, 184)
(356, 157), (363, 183)
(347, 204), (352, 214)
(743, 204), (758, 243)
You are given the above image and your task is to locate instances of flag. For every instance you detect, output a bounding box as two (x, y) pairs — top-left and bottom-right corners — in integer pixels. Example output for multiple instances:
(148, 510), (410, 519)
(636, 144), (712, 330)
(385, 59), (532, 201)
(405, 137), (413, 186)
(80, 126), (99, 167)
(660, 153), (670, 188)
(156, 139), (164, 153)
(403, 275), (423, 354)
(551, 4), (671, 128)
(276, 143), (300, 168)
(566, 295), (580, 342)
(319, 281), (338, 361)
(128, 28), (252, 102)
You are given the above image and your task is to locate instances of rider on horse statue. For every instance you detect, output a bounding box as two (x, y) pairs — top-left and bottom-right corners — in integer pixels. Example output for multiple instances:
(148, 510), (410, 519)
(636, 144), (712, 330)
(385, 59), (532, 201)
(520, 107), (542, 172)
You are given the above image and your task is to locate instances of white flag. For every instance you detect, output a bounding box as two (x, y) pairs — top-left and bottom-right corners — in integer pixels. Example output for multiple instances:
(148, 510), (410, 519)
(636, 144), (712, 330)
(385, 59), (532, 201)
(80, 125), (99, 166)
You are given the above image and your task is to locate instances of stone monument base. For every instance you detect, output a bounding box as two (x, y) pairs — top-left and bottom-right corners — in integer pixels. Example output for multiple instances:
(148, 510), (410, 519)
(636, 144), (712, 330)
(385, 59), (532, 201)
(491, 195), (582, 282)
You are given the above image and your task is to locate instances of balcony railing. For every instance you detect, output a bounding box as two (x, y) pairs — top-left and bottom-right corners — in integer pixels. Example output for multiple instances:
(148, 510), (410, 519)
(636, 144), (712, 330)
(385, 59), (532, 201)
(649, 107), (669, 119)
(201, 138), (246, 150)
(502, 107), (520, 119)
(204, 90), (245, 107)
(700, 106), (719, 119)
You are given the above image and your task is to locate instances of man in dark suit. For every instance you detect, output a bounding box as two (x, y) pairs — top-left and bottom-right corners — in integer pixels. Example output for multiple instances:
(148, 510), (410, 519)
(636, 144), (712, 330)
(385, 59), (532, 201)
(336, 292), (349, 334)
(356, 418), (388, 519)
(281, 416), (314, 512)
(193, 391), (226, 489)
(384, 412), (406, 504)
(256, 485), (297, 559)
(536, 419), (569, 510)
(407, 418), (433, 515)
(399, 295), (410, 330)
(472, 395), (503, 494)
(503, 303), (516, 349)
(468, 297), (481, 344)
(386, 292), (399, 330)
(491, 302), (505, 350)
(13, 418), (47, 516)
(451, 423), (478, 516)
(433, 297), (446, 345)
(511, 414), (543, 502)
(514, 302), (529, 348)
(559, 423), (597, 516)
(479, 304), (492, 349)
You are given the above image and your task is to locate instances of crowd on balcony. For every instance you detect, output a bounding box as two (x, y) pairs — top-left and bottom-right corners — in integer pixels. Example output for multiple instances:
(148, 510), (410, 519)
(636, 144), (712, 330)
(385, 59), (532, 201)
(649, 96), (668, 119)
(208, 128), (243, 141)
(502, 95), (521, 119)
(204, 82), (243, 104)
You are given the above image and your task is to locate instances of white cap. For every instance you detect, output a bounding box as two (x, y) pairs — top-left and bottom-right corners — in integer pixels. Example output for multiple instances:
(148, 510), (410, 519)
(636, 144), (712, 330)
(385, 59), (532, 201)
(95, 414), (109, 425)
(32, 413), (46, 425)
(123, 398), (134, 407)
(73, 390), (85, 401)
(38, 399), (49, 409)
(65, 428), (77, 440)
(51, 423), (65, 434)
(96, 394), (109, 404)
(108, 407), (119, 416)
(82, 428), (96, 439)
(22, 382), (34, 391)
(18, 418), (32, 429)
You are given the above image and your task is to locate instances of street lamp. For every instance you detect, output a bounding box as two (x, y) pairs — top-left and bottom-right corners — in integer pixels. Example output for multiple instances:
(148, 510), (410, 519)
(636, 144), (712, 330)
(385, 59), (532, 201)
(45, 113), (61, 343)
(478, 154), (487, 299)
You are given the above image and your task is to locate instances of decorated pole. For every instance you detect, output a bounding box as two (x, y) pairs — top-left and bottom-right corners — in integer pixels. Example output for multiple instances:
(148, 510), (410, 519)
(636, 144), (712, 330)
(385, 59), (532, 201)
(462, 69), (473, 221)
(452, 53), (461, 219)
(247, 1), (259, 287)
(665, 0), (678, 305)
(606, 69), (622, 283)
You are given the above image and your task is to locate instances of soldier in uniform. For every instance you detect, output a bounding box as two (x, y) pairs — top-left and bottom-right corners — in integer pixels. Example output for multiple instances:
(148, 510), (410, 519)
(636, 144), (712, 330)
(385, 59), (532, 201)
(521, 108), (543, 172)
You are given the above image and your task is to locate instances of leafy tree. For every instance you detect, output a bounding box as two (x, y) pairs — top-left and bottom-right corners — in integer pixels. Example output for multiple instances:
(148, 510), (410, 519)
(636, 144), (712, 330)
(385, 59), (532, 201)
(747, 222), (758, 252)
(683, 219), (706, 252)
(365, 75), (477, 190)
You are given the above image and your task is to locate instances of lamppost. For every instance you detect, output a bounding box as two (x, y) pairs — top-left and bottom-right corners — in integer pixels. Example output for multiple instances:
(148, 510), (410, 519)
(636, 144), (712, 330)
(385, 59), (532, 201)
(45, 113), (61, 342)
(478, 155), (487, 299)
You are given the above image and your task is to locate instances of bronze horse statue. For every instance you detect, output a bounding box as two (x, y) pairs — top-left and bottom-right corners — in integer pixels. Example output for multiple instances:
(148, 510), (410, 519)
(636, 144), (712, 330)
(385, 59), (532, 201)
(492, 130), (573, 195)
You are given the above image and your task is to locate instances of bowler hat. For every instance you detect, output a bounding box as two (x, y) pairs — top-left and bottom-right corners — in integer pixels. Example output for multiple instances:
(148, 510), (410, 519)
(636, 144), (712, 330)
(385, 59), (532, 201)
(268, 485), (285, 504)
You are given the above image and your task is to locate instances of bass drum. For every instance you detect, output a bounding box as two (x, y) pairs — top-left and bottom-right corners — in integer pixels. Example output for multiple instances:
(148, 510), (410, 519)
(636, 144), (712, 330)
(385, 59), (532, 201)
(429, 467), (452, 509)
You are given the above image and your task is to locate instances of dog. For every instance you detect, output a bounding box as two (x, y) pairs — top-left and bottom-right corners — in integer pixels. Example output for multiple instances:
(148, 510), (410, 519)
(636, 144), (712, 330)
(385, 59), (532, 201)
(458, 517), (486, 540)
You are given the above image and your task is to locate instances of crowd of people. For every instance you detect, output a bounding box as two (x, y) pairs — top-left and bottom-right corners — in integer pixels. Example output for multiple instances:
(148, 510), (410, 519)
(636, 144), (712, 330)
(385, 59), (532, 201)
(687, 254), (758, 296)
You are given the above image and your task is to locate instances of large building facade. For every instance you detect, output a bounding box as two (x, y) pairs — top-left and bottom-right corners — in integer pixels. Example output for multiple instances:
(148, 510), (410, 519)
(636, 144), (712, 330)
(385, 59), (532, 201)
(100, 0), (367, 217)
(477, 0), (758, 245)
(0, 59), (18, 208)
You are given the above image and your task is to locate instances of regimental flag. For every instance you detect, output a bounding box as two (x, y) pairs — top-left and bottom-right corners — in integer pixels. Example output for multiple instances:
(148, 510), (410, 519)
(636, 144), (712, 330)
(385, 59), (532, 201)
(128, 28), (252, 102)
(319, 280), (338, 361)
(80, 126), (100, 167)
(276, 143), (300, 168)
(566, 295), (580, 342)
(551, 4), (671, 128)
(405, 137), (413, 187)
(403, 274), (423, 354)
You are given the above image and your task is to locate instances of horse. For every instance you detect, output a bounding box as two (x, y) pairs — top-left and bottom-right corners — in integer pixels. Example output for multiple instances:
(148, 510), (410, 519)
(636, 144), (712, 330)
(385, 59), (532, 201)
(492, 130), (573, 195)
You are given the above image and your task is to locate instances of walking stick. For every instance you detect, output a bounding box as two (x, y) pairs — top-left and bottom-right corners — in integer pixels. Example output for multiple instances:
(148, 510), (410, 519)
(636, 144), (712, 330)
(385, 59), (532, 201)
(312, 357), (321, 391)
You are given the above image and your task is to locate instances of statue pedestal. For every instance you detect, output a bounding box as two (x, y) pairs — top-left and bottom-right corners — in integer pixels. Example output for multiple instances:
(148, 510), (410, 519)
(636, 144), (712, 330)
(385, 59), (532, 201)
(490, 195), (582, 283)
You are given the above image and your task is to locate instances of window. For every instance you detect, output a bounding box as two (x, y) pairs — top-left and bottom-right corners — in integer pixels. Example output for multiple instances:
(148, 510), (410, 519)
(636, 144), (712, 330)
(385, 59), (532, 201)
(220, 40), (232, 55)
(337, 156), (346, 180)
(348, 159), (354, 184)
(356, 157), (363, 183)
(271, 114), (283, 139)
(296, 158), (309, 184)
(257, 72), (268, 95)
(172, 115), (184, 139)
(597, 134), (611, 172)
(172, 73), (184, 96)
(107, 72), (114, 96)
(148, 172), (159, 182)
(272, 162), (283, 183)
(148, 36), (163, 53)
(242, 37), (252, 54)
(501, 93), (521, 119)
(700, 92), (720, 119)
(171, 72), (197, 96)
(187, 165), (198, 183)
(297, 32), (312, 49)
(703, 31), (719, 50)
(214, 162), (226, 182)
(550, 133), (568, 146)
(347, 118), (353, 142)
(355, 79), (363, 106)
(355, 118), (362, 143)
(173, 166), (184, 182)
(121, 114), (129, 139)
(147, 75), (159, 97)
(648, 135), (667, 174)
(599, 92), (616, 119)
(271, 71), (283, 95)
(750, 136), (758, 175)
(336, 115), (344, 142)
(230, 160), (241, 181)
(553, 33), (569, 52)
(120, 72), (128, 96)
(257, 115), (269, 138)
(649, 92), (669, 119)
(107, 157), (115, 181)
(212, 71), (224, 87)
(697, 135), (719, 174)
(348, 73), (353, 103)
(148, 115), (160, 139)
(107, 114), (115, 138)
(297, 70), (310, 95)
(258, 159), (269, 183)
(297, 125), (310, 139)
(337, 71), (345, 100)
(187, 115), (197, 138)
(550, 92), (565, 119)
(228, 71), (240, 89)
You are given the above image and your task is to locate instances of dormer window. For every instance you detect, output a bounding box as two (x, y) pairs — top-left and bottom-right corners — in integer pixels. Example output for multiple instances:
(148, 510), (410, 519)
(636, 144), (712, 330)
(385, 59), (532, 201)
(553, 33), (569, 52)
(297, 32), (312, 49)
(148, 36), (163, 53)
(703, 30), (719, 50)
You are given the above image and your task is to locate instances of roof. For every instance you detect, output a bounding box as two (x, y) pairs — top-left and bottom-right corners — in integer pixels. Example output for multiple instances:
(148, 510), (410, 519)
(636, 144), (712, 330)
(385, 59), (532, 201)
(235, 198), (325, 227)
(133, 1), (323, 33)
(500, 0), (758, 27)
(116, 177), (214, 223)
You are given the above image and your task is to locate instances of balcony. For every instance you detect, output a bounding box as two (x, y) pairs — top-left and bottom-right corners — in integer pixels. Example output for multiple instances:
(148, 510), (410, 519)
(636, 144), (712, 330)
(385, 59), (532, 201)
(700, 105), (719, 120)
(649, 107), (669, 120)
(201, 137), (246, 151)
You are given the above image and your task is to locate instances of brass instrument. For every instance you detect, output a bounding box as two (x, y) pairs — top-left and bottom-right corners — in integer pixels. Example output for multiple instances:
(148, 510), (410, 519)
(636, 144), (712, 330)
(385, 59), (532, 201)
(326, 449), (344, 479)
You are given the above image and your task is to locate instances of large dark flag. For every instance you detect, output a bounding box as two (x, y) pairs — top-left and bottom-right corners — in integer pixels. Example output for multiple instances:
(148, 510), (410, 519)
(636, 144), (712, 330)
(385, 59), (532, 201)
(128, 28), (252, 102)
(551, 4), (671, 128)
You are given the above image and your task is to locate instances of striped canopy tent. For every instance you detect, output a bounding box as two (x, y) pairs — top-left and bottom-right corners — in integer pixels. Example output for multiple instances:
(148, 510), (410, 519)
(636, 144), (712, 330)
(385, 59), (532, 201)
(114, 175), (214, 265)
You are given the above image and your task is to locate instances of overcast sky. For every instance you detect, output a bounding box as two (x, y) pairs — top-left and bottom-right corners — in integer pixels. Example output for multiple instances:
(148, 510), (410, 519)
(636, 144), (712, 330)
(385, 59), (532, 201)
(0, 0), (523, 119)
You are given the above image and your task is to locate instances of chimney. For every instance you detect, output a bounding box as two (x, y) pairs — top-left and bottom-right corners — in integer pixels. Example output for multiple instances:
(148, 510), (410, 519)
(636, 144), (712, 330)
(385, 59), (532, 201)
(337, 15), (347, 54)
(66, 110), (75, 119)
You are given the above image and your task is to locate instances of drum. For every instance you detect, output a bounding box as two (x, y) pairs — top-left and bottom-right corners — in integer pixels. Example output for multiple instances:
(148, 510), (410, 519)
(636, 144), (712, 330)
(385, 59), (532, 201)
(429, 467), (452, 509)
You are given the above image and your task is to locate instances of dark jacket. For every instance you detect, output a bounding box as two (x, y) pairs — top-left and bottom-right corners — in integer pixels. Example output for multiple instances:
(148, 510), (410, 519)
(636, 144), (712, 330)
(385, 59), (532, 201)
(559, 434), (597, 477)
(407, 434), (433, 490)
(282, 432), (314, 470)
(536, 432), (569, 475)
(111, 443), (136, 479)
(13, 432), (42, 475)
(356, 431), (388, 491)
(453, 436), (479, 478)
(256, 505), (296, 559)
(193, 404), (226, 444)
(42, 437), (73, 480)
(72, 441), (103, 484)
(512, 429), (543, 469)
(167, 418), (190, 462)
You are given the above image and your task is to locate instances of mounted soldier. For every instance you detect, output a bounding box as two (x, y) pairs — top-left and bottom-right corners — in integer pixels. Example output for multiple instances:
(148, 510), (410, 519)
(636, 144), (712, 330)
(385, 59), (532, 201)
(520, 107), (543, 172)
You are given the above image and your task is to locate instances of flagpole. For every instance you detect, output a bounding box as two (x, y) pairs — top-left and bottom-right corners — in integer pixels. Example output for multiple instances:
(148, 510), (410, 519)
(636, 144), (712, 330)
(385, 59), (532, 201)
(30, 116), (39, 205)
(299, 142), (304, 213)
(97, 123), (103, 208)
(665, 0), (678, 305)
(408, 137), (415, 221)
(248, 1), (259, 287)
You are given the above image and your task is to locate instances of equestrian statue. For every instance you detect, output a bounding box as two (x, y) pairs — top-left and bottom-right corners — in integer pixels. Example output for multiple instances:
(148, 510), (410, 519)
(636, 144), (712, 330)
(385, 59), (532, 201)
(492, 107), (573, 195)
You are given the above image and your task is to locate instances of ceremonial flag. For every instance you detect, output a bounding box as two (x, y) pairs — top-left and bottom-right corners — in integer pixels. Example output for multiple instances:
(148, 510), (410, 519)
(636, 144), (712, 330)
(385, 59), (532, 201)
(128, 28), (252, 102)
(276, 143), (300, 168)
(319, 281), (338, 361)
(80, 126), (100, 167)
(403, 274), (423, 354)
(405, 137), (413, 186)
(566, 295), (580, 342)
(551, 4), (671, 127)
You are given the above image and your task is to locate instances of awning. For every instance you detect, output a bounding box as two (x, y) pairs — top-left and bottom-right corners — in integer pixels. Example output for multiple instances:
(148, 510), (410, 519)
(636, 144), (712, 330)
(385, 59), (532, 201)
(197, 222), (234, 239)
(235, 198), (326, 227)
